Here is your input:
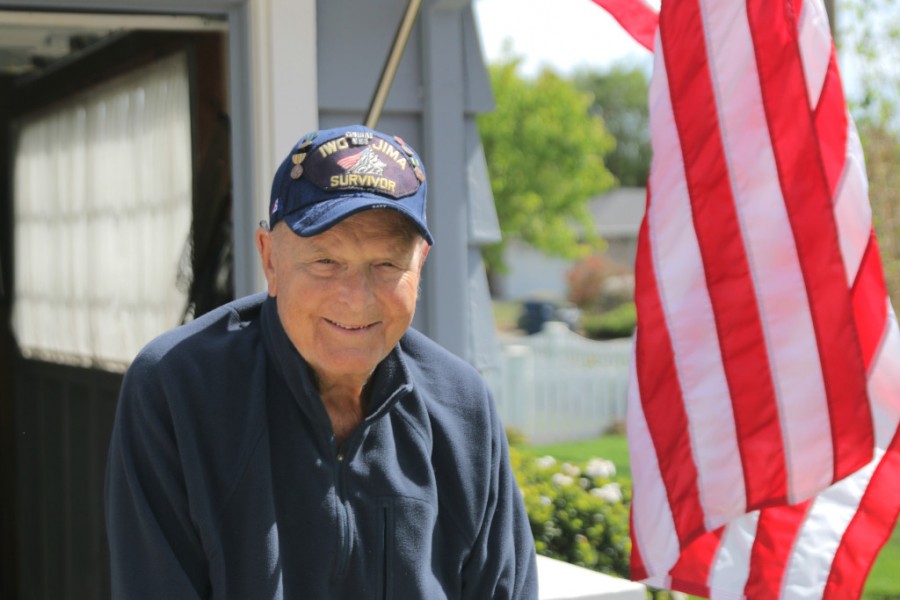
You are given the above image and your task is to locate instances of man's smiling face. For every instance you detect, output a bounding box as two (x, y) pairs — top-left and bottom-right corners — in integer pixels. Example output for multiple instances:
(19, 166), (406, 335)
(258, 209), (429, 388)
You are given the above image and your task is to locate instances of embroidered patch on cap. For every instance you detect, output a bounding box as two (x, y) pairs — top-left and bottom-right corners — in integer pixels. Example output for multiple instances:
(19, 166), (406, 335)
(302, 131), (422, 199)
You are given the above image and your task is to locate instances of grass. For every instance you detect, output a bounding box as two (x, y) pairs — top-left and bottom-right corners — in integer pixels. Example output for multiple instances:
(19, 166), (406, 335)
(518, 433), (632, 479)
(865, 525), (900, 599)
(517, 434), (900, 598)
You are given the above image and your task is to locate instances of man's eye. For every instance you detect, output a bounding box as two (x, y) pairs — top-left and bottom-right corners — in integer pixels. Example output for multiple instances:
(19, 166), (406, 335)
(316, 259), (335, 265)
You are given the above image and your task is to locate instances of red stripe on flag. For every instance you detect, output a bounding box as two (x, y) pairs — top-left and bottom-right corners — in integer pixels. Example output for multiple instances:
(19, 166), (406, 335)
(811, 47), (889, 372)
(634, 203), (706, 546)
(590, 0), (659, 52)
(629, 508), (648, 580)
(746, 0), (873, 482)
(804, 25), (888, 377)
(668, 527), (724, 597)
(852, 233), (889, 369)
(660, 0), (787, 510)
(814, 54), (848, 197)
(823, 430), (900, 600)
(743, 500), (812, 598)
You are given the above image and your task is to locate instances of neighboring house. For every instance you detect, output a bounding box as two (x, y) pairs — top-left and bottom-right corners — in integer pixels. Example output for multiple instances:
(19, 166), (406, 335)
(496, 186), (646, 301)
(497, 238), (574, 301)
(0, 2), (500, 597)
(589, 186), (647, 267)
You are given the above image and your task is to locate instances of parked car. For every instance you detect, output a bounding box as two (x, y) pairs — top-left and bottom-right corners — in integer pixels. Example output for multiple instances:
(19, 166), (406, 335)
(517, 299), (581, 335)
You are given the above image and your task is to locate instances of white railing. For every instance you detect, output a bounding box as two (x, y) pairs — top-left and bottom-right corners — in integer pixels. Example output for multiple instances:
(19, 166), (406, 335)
(487, 322), (633, 445)
(537, 556), (646, 600)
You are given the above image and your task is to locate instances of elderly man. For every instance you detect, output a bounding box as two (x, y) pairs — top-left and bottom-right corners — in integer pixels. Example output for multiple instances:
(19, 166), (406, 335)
(105, 125), (538, 599)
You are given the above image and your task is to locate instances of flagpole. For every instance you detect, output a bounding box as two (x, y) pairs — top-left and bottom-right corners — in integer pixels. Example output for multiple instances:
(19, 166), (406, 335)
(364, 0), (422, 129)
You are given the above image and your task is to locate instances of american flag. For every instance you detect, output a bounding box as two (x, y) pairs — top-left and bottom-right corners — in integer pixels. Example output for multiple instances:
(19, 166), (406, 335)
(591, 0), (900, 596)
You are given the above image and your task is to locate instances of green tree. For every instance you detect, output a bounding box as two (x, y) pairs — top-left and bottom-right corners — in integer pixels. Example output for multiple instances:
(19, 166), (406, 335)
(573, 64), (651, 187)
(478, 57), (616, 276)
(837, 0), (900, 130)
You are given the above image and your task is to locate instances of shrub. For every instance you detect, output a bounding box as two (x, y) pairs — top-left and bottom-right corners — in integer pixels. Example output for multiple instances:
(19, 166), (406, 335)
(505, 427), (528, 447)
(566, 254), (629, 310)
(510, 448), (632, 578)
(582, 302), (637, 340)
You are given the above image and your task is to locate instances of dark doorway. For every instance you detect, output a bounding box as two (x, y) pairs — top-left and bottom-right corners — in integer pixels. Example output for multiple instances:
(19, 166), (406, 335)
(1, 21), (232, 600)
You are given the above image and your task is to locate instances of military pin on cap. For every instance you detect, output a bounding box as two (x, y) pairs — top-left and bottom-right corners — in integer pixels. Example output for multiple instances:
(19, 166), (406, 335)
(297, 131), (317, 153)
(290, 151), (307, 179)
(410, 155), (425, 183)
(393, 135), (414, 156)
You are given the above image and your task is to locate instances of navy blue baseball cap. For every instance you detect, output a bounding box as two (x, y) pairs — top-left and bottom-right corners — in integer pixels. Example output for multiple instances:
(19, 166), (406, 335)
(268, 124), (433, 245)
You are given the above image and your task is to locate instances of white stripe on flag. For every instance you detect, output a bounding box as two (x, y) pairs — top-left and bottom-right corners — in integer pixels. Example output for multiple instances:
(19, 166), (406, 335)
(707, 515), (757, 597)
(781, 457), (879, 599)
(869, 305), (900, 447)
(797, 0), (832, 108)
(647, 23), (747, 529)
(833, 121), (873, 285)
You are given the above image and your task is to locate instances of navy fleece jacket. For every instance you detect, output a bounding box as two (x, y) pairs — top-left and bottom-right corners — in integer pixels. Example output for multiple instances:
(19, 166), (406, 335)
(105, 293), (537, 599)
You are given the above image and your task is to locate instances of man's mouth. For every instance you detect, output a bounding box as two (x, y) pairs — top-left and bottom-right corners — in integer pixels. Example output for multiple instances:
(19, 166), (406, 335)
(324, 318), (375, 331)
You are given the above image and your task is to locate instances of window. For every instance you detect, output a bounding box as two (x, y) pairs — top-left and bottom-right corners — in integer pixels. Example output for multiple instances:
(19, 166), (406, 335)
(12, 52), (192, 369)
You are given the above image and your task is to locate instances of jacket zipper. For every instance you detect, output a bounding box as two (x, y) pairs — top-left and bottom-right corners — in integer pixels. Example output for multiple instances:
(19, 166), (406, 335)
(332, 434), (362, 579)
(331, 385), (410, 583)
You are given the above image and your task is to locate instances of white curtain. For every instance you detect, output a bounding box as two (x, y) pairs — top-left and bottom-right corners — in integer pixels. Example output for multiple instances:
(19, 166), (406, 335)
(12, 52), (193, 370)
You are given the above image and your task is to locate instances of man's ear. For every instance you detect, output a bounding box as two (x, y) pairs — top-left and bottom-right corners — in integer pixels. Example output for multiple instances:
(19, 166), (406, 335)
(256, 226), (278, 296)
(417, 242), (431, 272)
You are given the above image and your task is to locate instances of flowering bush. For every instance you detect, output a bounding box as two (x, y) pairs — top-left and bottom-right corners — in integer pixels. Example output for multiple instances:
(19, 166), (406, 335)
(565, 254), (630, 310)
(511, 449), (632, 578)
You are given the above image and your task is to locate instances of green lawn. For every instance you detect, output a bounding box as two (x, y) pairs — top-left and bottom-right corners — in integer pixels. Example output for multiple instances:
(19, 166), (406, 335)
(866, 525), (900, 600)
(519, 434), (632, 479)
(518, 435), (900, 599)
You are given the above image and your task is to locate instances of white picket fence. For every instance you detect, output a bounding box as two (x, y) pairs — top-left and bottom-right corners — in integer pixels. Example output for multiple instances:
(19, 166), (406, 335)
(487, 322), (633, 444)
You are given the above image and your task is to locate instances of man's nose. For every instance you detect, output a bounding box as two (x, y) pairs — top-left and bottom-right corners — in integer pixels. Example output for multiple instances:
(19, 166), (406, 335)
(337, 267), (375, 308)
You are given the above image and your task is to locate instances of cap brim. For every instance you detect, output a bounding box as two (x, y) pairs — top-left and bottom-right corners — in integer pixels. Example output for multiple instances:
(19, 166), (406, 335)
(282, 194), (434, 245)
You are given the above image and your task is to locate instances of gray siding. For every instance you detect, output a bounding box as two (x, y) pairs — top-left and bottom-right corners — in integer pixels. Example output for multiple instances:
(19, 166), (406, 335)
(317, 0), (501, 371)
